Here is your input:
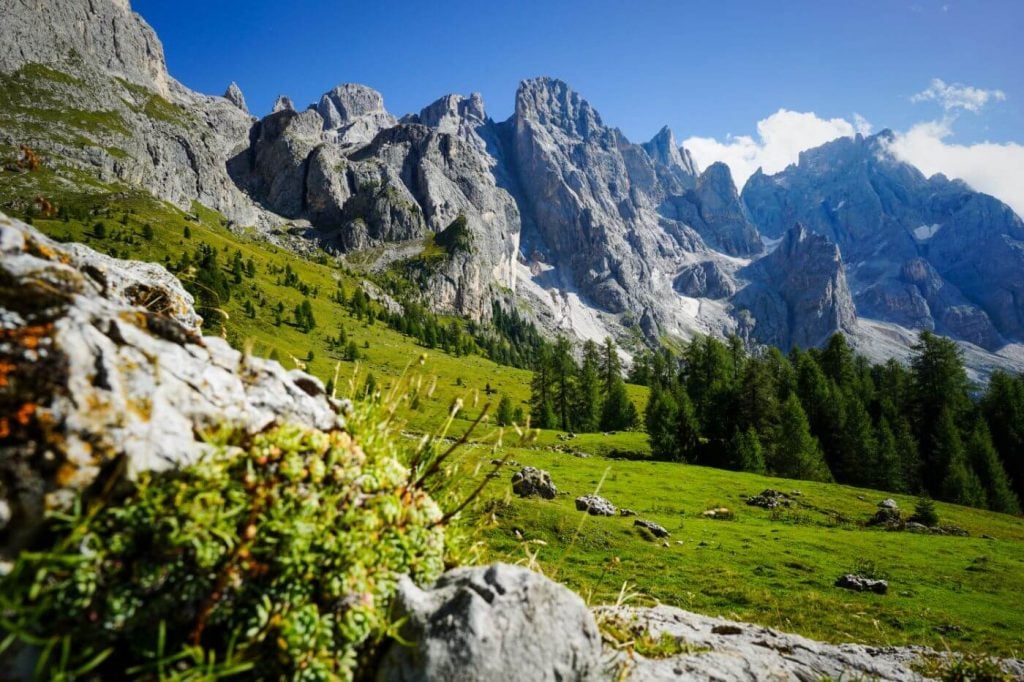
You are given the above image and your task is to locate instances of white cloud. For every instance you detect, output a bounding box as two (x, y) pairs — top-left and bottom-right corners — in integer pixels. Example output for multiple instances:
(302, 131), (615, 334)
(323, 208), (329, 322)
(683, 109), (862, 188)
(911, 78), (1006, 113)
(886, 119), (1024, 217)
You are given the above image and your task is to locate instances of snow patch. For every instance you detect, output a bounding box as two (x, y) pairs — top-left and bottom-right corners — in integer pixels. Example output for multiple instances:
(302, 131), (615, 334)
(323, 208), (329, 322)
(761, 235), (784, 254)
(912, 223), (942, 241)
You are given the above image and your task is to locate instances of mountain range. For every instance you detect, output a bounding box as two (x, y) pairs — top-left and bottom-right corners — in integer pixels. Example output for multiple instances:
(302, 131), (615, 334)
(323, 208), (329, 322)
(2, 0), (1023, 375)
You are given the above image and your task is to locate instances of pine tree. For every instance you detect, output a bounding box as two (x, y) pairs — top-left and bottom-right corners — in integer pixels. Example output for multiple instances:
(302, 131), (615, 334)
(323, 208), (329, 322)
(770, 394), (832, 482)
(873, 418), (905, 492)
(835, 394), (876, 486)
(980, 371), (1024, 501)
(573, 340), (602, 432)
(496, 396), (515, 427)
(645, 384), (678, 460)
(600, 378), (637, 432)
(551, 337), (576, 431)
(934, 408), (985, 507)
(529, 347), (556, 429)
(965, 422), (1021, 514)
(673, 388), (700, 463)
(730, 428), (766, 474)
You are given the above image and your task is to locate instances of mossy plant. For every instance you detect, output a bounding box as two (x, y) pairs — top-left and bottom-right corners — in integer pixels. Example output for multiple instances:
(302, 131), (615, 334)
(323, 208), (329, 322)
(0, 410), (445, 680)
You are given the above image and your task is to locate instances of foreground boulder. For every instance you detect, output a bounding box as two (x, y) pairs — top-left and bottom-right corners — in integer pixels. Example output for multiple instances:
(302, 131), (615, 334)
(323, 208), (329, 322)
(378, 563), (604, 681)
(511, 466), (557, 499)
(0, 214), (341, 558)
(634, 519), (670, 538)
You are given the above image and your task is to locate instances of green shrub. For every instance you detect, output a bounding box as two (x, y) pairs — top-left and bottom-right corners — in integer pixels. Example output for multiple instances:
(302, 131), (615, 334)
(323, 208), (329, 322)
(911, 497), (940, 527)
(0, 415), (445, 680)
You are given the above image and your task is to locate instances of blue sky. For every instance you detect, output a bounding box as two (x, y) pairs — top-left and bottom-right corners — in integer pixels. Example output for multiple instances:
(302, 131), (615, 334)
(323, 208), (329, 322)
(132, 0), (1024, 213)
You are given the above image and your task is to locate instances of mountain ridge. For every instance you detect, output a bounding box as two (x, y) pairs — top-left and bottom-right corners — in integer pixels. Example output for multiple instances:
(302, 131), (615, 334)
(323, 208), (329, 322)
(1, 0), (1023, 376)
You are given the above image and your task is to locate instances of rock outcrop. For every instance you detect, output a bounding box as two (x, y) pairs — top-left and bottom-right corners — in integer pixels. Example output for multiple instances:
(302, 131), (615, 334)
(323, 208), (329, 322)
(0, 0), (267, 228)
(599, 605), (1024, 681)
(0, 214), (342, 559)
(734, 224), (858, 349)
(378, 563), (604, 681)
(224, 81), (248, 113)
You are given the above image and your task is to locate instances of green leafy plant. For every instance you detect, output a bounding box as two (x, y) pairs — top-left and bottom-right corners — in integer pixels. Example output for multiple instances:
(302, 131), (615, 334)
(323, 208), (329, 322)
(0, 410), (446, 680)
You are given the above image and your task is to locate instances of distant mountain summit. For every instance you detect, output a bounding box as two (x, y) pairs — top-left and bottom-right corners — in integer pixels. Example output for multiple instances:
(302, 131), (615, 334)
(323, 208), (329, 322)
(743, 132), (1024, 349)
(2, 0), (1022, 374)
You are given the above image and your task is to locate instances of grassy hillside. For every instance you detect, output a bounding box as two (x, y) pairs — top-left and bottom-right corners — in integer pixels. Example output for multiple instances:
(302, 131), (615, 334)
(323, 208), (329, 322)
(4, 165), (1023, 661)
(452, 444), (1024, 657)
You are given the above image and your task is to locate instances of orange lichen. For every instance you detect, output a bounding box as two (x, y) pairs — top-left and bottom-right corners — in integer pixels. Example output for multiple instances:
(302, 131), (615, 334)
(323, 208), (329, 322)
(15, 402), (36, 425)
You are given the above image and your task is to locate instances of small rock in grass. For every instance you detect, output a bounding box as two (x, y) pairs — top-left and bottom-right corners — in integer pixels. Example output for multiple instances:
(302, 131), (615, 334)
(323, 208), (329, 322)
(575, 494), (616, 516)
(835, 574), (888, 594)
(702, 507), (734, 520)
(634, 519), (670, 539)
(619, 508), (638, 517)
(746, 489), (791, 510)
(511, 466), (557, 499)
(878, 498), (899, 509)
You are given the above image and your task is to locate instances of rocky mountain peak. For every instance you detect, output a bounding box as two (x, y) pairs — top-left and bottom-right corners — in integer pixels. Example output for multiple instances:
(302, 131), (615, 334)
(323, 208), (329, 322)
(272, 95), (296, 113)
(417, 93), (487, 132)
(515, 77), (604, 140)
(224, 82), (249, 113)
(314, 83), (397, 144)
(642, 125), (698, 177)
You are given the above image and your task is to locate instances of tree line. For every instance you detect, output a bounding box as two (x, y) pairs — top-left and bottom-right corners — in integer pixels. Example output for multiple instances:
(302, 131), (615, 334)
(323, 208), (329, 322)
(634, 332), (1020, 514)
(528, 337), (638, 432)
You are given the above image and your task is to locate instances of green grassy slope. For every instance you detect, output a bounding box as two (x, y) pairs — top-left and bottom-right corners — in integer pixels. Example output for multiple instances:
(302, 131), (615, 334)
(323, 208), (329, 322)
(452, 445), (1024, 657)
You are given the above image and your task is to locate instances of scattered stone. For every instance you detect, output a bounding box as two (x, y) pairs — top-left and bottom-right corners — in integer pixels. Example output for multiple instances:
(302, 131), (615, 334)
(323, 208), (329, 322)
(511, 466), (557, 499)
(878, 498), (899, 509)
(702, 507), (734, 520)
(905, 522), (969, 537)
(746, 489), (792, 510)
(619, 508), (638, 517)
(378, 563), (603, 681)
(934, 624), (963, 635)
(867, 508), (902, 527)
(790, 490), (803, 496)
(634, 519), (670, 539)
(835, 574), (888, 595)
(575, 495), (616, 516)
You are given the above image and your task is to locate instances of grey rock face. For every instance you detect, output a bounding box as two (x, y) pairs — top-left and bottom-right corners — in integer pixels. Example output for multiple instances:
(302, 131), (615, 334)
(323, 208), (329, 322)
(511, 466), (557, 499)
(0, 214), (341, 559)
(742, 131), (1024, 344)
(378, 564), (604, 682)
(316, 83), (397, 145)
(0, 0), (269, 228)
(673, 261), (737, 299)
(224, 81), (248, 113)
(599, 605), (1023, 681)
(734, 224), (857, 349)
(0, 0), (170, 96)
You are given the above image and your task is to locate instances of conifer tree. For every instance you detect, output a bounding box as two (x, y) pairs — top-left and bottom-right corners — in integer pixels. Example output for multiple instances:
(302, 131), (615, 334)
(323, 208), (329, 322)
(730, 428), (766, 473)
(573, 340), (602, 432)
(770, 394), (832, 482)
(965, 422), (1021, 514)
(645, 384), (678, 460)
(496, 396), (515, 427)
